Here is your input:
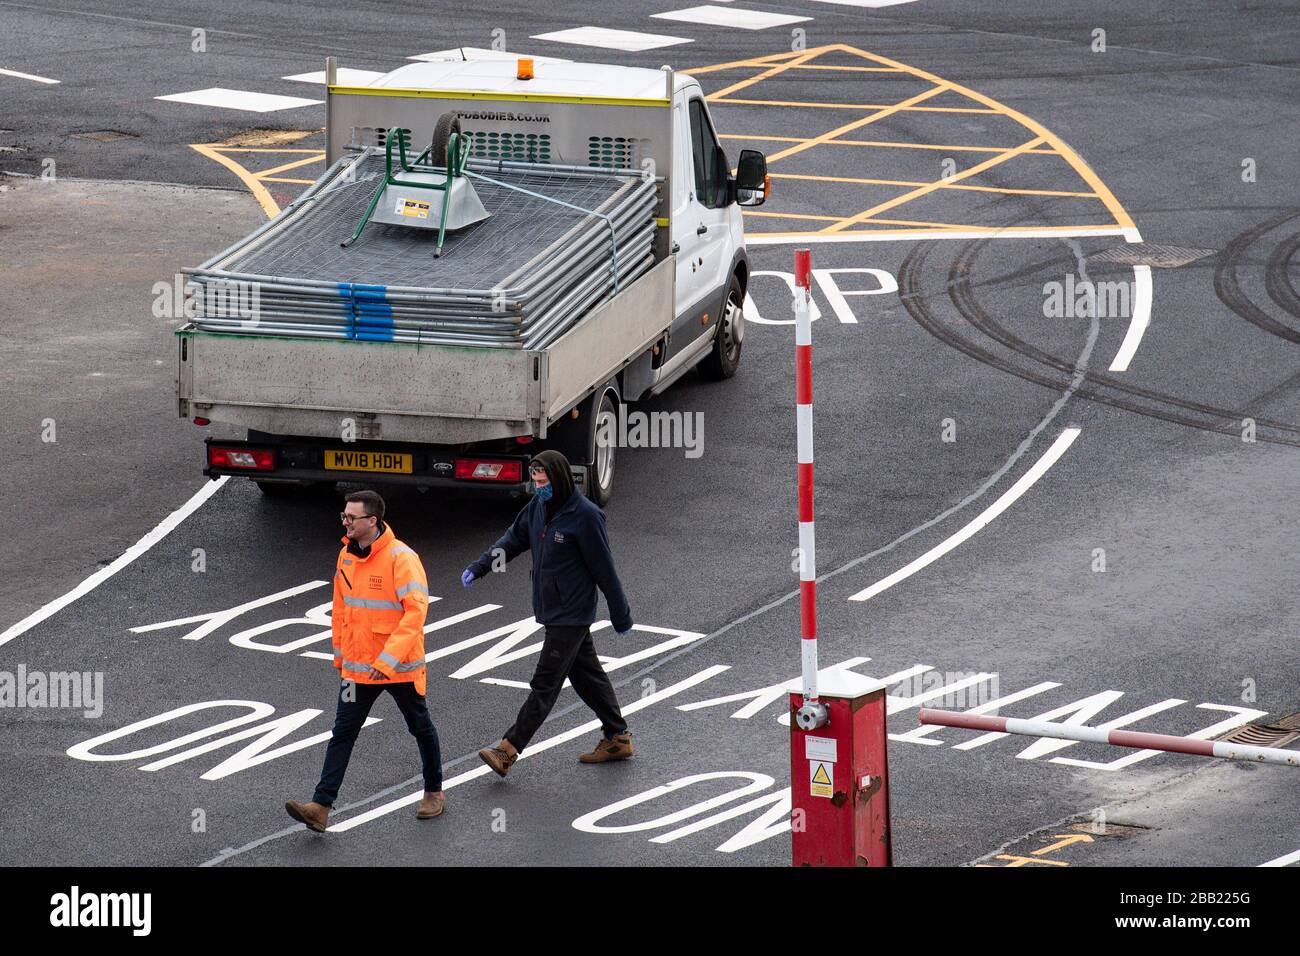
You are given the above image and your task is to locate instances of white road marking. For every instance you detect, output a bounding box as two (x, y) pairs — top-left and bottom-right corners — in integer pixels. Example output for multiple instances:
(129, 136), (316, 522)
(330, 664), (729, 832)
(1107, 264), (1152, 372)
(807, 0), (919, 6)
(849, 428), (1081, 602)
(282, 68), (385, 85)
(0, 477), (229, 649)
(746, 227), (1133, 246)
(480, 677), (532, 689)
(407, 47), (571, 63)
(652, 5), (811, 29)
(1261, 848), (1300, 867)
(154, 88), (323, 112)
(530, 26), (693, 52)
(0, 67), (59, 84)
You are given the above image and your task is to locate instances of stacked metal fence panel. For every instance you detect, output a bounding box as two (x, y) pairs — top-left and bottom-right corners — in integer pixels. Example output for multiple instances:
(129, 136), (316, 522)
(185, 150), (660, 349)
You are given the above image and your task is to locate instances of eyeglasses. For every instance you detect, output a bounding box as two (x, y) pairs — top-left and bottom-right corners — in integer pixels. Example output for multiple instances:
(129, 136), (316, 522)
(339, 512), (375, 523)
(528, 465), (547, 478)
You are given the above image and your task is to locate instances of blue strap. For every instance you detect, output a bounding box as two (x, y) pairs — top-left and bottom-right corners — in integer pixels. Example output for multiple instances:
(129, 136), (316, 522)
(336, 282), (393, 340)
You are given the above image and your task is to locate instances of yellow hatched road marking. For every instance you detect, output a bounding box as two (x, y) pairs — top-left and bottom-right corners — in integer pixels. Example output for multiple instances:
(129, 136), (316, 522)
(190, 144), (281, 218)
(785, 64), (905, 73)
(994, 854), (1069, 867)
(713, 96), (997, 114)
(823, 135), (1048, 232)
(770, 171), (1097, 199)
(720, 133), (1058, 155)
(208, 147), (325, 154)
(858, 217), (984, 230)
(254, 154), (325, 179)
(742, 210), (843, 221)
(706, 49), (824, 101)
(191, 41), (1135, 240)
(818, 42), (1135, 231)
(765, 83), (953, 164)
(683, 49), (807, 75)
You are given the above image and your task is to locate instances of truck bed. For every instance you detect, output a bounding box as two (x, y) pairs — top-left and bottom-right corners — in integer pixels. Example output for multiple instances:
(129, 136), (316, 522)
(177, 254), (674, 444)
(185, 152), (659, 350)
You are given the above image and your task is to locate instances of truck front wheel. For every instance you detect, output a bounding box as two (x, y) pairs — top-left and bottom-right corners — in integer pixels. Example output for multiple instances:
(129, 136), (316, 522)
(699, 275), (744, 381)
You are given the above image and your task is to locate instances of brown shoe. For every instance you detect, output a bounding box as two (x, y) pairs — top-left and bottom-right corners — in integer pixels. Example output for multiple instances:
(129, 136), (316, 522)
(478, 738), (519, 778)
(285, 799), (329, 832)
(579, 732), (633, 763)
(416, 790), (445, 819)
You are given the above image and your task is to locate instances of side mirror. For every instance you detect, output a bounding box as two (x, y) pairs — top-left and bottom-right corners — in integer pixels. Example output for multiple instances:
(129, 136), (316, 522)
(735, 148), (767, 207)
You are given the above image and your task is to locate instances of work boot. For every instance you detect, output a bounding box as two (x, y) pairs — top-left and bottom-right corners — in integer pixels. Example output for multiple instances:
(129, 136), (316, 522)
(478, 738), (519, 778)
(416, 791), (445, 820)
(579, 732), (633, 763)
(285, 799), (330, 833)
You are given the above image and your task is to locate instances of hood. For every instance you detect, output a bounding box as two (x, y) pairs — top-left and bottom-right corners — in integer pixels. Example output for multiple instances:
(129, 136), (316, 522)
(530, 449), (574, 519)
(343, 519), (391, 558)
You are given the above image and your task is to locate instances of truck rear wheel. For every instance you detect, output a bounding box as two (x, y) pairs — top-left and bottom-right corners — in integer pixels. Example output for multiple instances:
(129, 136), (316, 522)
(587, 390), (618, 507)
(699, 275), (744, 381)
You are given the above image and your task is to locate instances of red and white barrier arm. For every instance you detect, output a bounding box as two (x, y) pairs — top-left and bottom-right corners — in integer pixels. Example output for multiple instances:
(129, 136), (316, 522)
(918, 709), (1300, 768)
(795, 249), (817, 702)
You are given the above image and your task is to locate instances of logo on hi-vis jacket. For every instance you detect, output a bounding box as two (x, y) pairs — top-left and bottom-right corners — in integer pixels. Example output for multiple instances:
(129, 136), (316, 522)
(369, 576), (384, 590)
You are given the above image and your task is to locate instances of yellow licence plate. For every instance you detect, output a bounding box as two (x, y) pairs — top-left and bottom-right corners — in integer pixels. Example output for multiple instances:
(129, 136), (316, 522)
(324, 450), (413, 474)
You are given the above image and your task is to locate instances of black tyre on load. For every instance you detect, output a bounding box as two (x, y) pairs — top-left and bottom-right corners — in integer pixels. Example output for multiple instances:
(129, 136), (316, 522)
(431, 112), (462, 167)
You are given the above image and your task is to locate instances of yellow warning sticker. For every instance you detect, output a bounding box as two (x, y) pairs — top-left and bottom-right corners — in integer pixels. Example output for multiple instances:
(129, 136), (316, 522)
(397, 198), (430, 220)
(810, 760), (833, 798)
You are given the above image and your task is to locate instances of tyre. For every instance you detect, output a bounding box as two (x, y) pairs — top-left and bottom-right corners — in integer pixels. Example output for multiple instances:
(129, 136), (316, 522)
(698, 274), (744, 381)
(586, 390), (618, 507)
(430, 112), (462, 168)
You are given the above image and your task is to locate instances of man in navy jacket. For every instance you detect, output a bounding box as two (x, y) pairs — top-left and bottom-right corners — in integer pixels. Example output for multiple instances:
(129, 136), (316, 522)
(463, 449), (634, 777)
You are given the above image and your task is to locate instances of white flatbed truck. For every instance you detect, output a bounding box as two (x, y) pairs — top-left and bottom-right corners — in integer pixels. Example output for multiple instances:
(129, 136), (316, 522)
(177, 53), (768, 504)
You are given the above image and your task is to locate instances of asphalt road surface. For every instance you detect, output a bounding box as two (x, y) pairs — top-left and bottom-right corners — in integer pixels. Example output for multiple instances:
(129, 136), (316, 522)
(2, 0), (1299, 869)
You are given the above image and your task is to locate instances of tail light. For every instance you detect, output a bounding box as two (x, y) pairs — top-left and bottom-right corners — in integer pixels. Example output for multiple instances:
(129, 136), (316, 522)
(454, 458), (523, 482)
(208, 446), (274, 471)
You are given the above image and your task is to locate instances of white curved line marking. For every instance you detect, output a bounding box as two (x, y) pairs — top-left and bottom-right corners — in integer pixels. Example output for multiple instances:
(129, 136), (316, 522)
(0, 477), (230, 649)
(1109, 264), (1153, 372)
(849, 428), (1081, 602)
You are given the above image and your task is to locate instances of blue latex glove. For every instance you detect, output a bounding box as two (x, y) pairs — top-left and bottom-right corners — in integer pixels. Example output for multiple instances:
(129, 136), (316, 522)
(461, 569), (476, 588)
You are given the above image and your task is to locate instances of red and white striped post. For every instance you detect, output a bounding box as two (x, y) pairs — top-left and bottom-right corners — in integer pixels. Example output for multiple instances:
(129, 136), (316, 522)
(793, 249), (826, 731)
(787, 248), (892, 865)
(918, 710), (1300, 768)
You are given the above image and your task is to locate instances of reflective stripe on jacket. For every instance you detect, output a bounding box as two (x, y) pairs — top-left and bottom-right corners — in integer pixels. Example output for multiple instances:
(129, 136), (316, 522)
(331, 523), (429, 693)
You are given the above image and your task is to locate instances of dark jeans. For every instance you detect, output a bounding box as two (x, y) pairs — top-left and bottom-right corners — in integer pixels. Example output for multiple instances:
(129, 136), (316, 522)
(313, 680), (443, 806)
(505, 624), (628, 752)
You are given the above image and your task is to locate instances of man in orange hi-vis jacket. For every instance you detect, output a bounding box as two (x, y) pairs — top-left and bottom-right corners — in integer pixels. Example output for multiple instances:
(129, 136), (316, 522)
(285, 490), (444, 832)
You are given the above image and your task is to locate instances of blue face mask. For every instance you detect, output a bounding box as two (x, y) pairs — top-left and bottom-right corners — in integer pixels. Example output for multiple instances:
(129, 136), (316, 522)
(535, 483), (553, 501)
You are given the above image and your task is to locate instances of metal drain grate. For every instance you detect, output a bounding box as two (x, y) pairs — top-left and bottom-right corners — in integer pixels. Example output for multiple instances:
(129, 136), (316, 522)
(1214, 714), (1300, 749)
(1089, 242), (1217, 268)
